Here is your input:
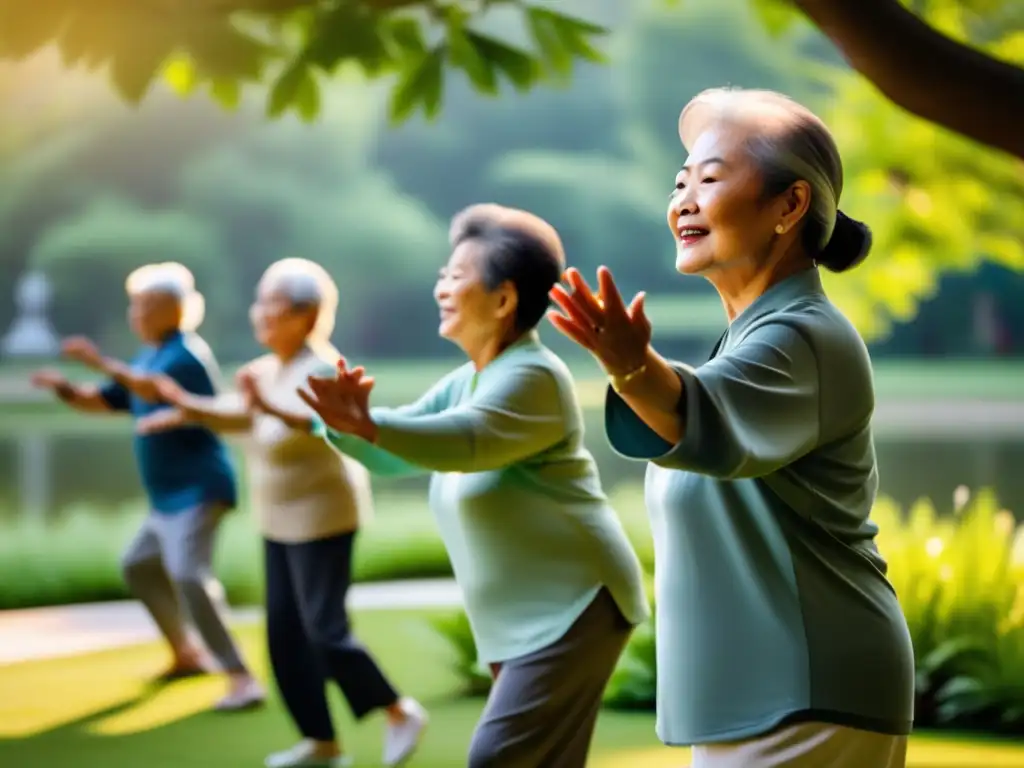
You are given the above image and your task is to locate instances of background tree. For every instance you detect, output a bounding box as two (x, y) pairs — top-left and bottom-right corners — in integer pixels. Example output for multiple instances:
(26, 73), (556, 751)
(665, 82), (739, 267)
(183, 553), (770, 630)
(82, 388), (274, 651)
(0, 0), (1020, 360)
(1, 0), (1022, 158)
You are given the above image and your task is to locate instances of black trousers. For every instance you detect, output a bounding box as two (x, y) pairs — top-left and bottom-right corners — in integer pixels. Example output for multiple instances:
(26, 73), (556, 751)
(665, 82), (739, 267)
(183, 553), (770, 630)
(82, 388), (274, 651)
(265, 532), (399, 741)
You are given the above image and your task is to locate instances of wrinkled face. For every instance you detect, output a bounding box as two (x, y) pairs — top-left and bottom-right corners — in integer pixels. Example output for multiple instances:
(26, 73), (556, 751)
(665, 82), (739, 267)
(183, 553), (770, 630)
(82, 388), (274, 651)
(433, 241), (516, 350)
(667, 121), (781, 276)
(127, 291), (180, 343)
(249, 279), (314, 353)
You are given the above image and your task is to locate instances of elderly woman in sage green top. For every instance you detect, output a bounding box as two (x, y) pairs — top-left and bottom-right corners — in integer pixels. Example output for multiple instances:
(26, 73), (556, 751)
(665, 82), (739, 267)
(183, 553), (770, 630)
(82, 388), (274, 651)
(298, 204), (649, 768)
(139, 258), (426, 768)
(549, 88), (915, 768)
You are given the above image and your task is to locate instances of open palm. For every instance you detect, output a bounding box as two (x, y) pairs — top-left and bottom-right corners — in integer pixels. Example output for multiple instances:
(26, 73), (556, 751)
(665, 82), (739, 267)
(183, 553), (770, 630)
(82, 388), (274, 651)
(548, 266), (652, 377)
(298, 357), (377, 441)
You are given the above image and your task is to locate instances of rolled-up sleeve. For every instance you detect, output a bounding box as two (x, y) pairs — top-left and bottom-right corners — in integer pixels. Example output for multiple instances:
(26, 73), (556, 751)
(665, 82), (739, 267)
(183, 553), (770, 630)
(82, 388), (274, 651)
(606, 322), (820, 479)
(373, 365), (566, 474)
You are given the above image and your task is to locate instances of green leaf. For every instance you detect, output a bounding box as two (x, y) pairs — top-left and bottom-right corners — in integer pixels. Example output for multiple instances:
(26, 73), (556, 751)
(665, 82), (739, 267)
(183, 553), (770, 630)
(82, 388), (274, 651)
(527, 6), (608, 36)
(181, 19), (272, 82)
(750, 0), (799, 37)
(467, 32), (541, 92)
(389, 45), (445, 123)
(524, 5), (573, 77)
(267, 62), (314, 118)
(107, 21), (178, 102)
(295, 67), (321, 121)
(303, 3), (391, 75)
(209, 78), (241, 110)
(383, 16), (427, 61)
(446, 25), (498, 94)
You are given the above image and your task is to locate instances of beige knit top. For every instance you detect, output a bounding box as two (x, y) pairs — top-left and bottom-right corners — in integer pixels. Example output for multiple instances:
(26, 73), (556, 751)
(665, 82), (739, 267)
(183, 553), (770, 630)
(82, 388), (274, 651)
(217, 348), (373, 543)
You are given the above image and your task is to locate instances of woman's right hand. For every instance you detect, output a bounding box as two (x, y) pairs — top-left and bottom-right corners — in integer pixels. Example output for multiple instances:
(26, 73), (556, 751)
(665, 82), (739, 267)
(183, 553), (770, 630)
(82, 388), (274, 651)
(298, 357), (377, 441)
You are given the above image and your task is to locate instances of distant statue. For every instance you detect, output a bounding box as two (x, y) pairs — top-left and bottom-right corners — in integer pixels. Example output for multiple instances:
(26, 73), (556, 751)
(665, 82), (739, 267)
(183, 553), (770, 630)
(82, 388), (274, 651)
(1, 271), (60, 359)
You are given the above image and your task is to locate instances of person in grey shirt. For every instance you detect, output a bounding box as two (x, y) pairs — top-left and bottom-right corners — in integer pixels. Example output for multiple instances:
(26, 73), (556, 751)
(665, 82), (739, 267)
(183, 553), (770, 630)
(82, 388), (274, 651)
(549, 87), (915, 767)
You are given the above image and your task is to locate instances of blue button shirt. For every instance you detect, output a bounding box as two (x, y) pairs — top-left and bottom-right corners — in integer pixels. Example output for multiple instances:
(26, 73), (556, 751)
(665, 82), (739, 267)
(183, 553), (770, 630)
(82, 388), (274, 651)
(100, 331), (237, 514)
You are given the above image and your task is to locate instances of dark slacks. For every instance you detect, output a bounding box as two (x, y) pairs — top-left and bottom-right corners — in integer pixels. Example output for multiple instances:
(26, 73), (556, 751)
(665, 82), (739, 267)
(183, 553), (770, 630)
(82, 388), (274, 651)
(265, 532), (399, 741)
(468, 587), (634, 768)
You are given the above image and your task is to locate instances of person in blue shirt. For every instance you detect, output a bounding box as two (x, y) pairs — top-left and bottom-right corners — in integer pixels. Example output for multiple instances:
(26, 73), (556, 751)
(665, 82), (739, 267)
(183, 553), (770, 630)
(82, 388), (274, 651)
(31, 262), (264, 712)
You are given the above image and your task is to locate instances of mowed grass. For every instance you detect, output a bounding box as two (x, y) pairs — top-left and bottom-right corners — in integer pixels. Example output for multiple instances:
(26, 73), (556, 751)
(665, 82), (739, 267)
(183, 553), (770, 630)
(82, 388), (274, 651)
(2, 611), (1024, 767)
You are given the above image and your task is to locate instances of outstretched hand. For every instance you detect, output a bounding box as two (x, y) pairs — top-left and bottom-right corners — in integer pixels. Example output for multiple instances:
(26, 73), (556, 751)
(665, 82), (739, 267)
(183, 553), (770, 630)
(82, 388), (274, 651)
(30, 368), (68, 391)
(61, 336), (105, 370)
(547, 266), (652, 377)
(297, 356), (378, 442)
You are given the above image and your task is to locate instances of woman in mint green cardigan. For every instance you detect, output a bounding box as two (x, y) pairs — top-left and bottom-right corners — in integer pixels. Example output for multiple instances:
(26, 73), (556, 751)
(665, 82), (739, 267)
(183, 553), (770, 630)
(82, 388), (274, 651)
(299, 204), (649, 768)
(550, 88), (914, 768)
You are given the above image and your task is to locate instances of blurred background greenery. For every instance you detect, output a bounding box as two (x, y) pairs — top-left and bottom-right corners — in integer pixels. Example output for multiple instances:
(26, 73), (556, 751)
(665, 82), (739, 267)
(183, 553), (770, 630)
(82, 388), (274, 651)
(1, 0), (1024, 751)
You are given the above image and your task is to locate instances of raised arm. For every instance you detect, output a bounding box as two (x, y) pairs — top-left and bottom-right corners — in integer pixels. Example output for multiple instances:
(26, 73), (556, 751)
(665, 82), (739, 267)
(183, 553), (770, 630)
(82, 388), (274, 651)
(370, 364), (566, 474)
(30, 369), (120, 413)
(61, 335), (166, 402)
(606, 322), (821, 479)
(307, 363), (464, 478)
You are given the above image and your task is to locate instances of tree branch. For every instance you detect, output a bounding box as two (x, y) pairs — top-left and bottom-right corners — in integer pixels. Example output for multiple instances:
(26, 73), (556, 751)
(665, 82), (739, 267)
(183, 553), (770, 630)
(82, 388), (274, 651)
(794, 0), (1024, 159)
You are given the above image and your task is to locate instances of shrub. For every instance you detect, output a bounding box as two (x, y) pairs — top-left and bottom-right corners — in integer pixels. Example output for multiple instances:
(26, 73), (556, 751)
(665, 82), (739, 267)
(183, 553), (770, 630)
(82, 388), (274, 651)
(0, 492), (454, 609)
(431, 488), (1024, 735)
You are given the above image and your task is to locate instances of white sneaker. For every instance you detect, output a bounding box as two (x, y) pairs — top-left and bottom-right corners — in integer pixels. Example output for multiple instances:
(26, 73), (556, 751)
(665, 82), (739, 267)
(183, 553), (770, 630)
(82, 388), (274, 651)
(383, 698), (428, 766)
(214, 678), (266, 712)
(264, 741), (353, 768)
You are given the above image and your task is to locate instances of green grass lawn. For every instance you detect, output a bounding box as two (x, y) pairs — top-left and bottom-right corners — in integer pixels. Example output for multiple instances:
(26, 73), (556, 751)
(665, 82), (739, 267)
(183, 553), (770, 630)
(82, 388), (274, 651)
(2, 610), (1024, 767)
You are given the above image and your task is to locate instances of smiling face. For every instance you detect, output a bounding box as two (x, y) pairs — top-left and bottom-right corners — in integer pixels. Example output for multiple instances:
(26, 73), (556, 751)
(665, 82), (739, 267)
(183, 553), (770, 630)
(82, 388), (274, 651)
(667, 121), (787, 276)
(433, 240), (517, 352)
(249, 278), (315, 355)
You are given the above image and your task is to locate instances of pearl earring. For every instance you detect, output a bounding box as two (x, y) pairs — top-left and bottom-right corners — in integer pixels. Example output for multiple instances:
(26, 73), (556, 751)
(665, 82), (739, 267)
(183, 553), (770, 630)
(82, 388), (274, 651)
(775, 224), (785, 234)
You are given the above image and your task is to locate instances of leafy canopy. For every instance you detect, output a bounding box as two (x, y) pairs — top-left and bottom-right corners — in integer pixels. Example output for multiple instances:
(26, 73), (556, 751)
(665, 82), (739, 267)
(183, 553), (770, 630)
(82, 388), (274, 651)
(0, 0), (607, 122)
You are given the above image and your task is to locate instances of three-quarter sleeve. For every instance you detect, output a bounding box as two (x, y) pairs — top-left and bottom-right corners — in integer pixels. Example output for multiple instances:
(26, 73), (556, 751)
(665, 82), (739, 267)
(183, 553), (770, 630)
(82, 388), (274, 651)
(372, 364), (566, 474)
(606, 322), (820, 479)
(98, 380), (131, 411)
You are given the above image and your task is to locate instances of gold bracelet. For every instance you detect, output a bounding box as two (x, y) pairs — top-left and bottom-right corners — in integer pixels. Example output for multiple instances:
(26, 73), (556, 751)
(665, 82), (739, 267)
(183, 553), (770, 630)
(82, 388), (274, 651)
(610, 363), (648, 394)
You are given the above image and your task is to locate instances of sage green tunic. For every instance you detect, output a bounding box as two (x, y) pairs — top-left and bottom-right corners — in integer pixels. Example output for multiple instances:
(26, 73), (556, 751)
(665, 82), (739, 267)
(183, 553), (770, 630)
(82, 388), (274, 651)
(606, 269), (915, 746)
(316, 332), (649, 663)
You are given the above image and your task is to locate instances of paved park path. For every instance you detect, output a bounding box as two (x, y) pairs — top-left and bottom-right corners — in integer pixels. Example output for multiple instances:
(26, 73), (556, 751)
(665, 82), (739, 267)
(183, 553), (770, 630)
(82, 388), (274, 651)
(0, 578), (463, 667)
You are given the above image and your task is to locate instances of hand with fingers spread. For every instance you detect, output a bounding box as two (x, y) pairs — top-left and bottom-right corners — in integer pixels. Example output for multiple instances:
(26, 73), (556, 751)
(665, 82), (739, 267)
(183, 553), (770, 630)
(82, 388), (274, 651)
(298, 356), (378, 442)
(548, 266), (653, 378)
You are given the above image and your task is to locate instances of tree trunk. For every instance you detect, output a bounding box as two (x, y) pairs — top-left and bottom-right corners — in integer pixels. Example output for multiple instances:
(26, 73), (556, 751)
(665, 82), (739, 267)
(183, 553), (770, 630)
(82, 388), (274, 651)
(794, 0), (1024, 159)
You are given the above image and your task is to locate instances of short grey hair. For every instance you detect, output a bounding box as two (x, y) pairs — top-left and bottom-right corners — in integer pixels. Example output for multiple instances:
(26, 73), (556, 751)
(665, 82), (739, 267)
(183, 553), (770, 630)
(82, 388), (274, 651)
(678, 87), (870, 273)
(125, 261), (205, 331)
(259, 258), (339, 344)
(449, 203), (565, 331)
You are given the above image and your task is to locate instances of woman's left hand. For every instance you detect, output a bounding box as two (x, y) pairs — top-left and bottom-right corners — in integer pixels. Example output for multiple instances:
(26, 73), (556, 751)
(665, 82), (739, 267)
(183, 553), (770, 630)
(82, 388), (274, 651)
(548, 266), (652, 377)
(297, 358), (378, 442)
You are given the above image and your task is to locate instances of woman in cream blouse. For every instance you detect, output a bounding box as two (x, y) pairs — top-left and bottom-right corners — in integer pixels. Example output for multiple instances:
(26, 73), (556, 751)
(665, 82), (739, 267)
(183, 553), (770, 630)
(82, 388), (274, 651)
(139, 258), (427, 768)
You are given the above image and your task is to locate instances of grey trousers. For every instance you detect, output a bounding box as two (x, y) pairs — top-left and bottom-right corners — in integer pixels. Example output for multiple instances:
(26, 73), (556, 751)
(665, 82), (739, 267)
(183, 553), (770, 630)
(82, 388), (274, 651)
(690, 722), (909, 767)
(121, 503), (248, 674)
(467, 588), (633, 768)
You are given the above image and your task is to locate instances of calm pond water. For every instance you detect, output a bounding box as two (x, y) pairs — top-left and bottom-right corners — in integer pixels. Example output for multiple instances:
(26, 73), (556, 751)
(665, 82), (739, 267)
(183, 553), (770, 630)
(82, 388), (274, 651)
(2, 417), (1024, 521)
